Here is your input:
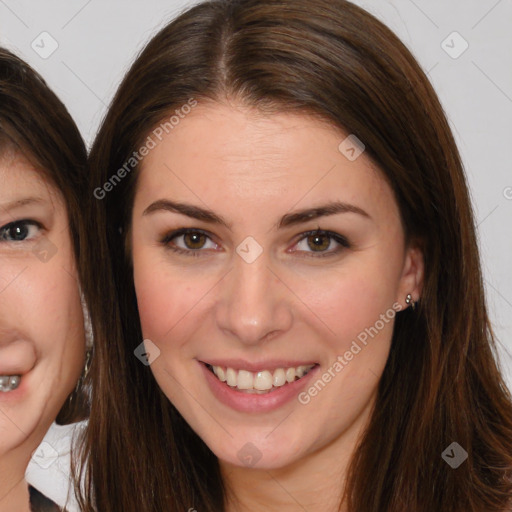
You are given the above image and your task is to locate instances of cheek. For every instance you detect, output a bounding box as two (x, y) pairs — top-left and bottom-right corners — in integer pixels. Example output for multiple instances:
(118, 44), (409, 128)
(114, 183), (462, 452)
(135, 277), (170, 339)
(28, 264), (84, 356)
(134, 258), (202, 343)
(0, 256), (84, 411)
(289, 262), (399, 355)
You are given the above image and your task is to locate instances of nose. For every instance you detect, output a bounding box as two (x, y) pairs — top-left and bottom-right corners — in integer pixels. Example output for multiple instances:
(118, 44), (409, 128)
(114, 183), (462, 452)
(215, 253), (293, 346)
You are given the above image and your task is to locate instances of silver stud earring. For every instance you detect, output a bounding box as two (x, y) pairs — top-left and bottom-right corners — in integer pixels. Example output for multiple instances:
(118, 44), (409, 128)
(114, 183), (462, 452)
(405, 293), (416, 311)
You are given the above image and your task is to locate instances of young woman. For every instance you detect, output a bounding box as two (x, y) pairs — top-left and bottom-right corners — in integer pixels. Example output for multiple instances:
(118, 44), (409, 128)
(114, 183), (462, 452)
(0, 48), (89, 511)
(77, 0), (512, 510)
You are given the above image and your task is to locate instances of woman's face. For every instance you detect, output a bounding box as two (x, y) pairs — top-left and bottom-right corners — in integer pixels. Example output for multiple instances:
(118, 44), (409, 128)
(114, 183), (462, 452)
(131, 103), (423, 470)
(0, 149), (84, 467)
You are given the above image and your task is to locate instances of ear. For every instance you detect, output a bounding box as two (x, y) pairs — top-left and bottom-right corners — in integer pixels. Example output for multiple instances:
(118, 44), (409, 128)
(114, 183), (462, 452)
(396, 243), (424, 310)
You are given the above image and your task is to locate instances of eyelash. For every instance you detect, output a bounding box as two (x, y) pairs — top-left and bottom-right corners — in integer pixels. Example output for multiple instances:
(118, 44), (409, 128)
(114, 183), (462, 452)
(293, 230), (351, 258)
(160, 228), (351, 259)
(0, 219), (43, 243)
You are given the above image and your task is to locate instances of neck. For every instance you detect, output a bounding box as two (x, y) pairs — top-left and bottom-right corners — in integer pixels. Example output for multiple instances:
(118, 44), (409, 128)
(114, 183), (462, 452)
(0, 473), (30, 512)
(221, 397), (375, 512)
(0, 447), (32, 512)
(223, 457), (347, 512)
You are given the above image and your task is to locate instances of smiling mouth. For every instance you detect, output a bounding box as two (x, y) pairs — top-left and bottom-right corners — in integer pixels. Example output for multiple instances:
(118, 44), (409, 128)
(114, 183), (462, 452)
(0, 375), (21, 392)
(205, 363), (318, 394)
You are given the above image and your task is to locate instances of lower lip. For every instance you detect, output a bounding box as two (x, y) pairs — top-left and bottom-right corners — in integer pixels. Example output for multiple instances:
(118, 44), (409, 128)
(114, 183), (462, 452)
(199, 362), (319, 413)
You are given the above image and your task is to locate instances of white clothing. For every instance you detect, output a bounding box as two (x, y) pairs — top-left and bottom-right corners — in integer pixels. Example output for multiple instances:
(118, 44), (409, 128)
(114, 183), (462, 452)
(25, 421), (87, 512)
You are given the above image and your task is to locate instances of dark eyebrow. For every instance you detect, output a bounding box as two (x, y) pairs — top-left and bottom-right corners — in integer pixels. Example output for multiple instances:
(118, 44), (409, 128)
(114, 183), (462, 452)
(278, 201), (371, 228)
(0, 197), (46, 213)
(143, 200), (232, 229)
(143, 199), (370, 230)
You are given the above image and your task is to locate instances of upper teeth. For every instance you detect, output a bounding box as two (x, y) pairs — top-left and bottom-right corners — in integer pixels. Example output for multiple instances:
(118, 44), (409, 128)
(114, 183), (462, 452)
(0, 375), (21, 392)
(210, 365), (315, 392)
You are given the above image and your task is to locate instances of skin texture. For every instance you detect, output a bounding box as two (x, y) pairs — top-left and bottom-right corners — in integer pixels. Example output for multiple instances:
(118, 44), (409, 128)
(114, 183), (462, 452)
(0, 151), (84, 512)
(131, 102), (424, 511)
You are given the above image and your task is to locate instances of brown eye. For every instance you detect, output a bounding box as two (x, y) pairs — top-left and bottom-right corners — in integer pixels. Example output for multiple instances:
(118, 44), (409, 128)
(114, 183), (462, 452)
(161, 228), (218, 256)
(183, 231), (207, 250)
(306, 233), (331, 252)
(293, 230), (350, 257)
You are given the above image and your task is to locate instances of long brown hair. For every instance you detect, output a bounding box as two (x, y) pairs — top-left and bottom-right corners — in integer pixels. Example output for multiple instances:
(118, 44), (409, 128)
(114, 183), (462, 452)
(78, 1), (512, 510)
(0, 47), (89, 424)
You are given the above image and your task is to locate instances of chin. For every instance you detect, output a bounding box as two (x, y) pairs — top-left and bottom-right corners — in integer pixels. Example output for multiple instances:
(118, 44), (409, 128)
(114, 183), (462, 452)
(204, 429), (305, 470)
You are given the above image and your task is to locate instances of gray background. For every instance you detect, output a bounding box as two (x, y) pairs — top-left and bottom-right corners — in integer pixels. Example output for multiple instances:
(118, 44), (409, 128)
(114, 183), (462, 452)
(1, 0), (511, 389)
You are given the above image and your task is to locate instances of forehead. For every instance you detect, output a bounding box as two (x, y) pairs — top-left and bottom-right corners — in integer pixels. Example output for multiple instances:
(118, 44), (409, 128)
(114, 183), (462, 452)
(0, 149), (61, 206)
(135, 103), (398, 223)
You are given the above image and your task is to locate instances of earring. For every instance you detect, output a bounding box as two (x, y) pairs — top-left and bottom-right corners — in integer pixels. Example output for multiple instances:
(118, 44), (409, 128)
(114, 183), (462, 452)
(80, 288), (93, 350)
(405, 293), (416, 311)
(68, 286), (93, 404)
(82, 349), (92, 380)
(70, 349), (92, 402)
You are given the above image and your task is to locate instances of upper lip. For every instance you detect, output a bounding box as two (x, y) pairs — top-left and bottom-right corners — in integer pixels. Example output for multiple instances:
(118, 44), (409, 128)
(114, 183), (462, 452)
(0, 336), (37, 375)
(200, 358), (318, 372)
